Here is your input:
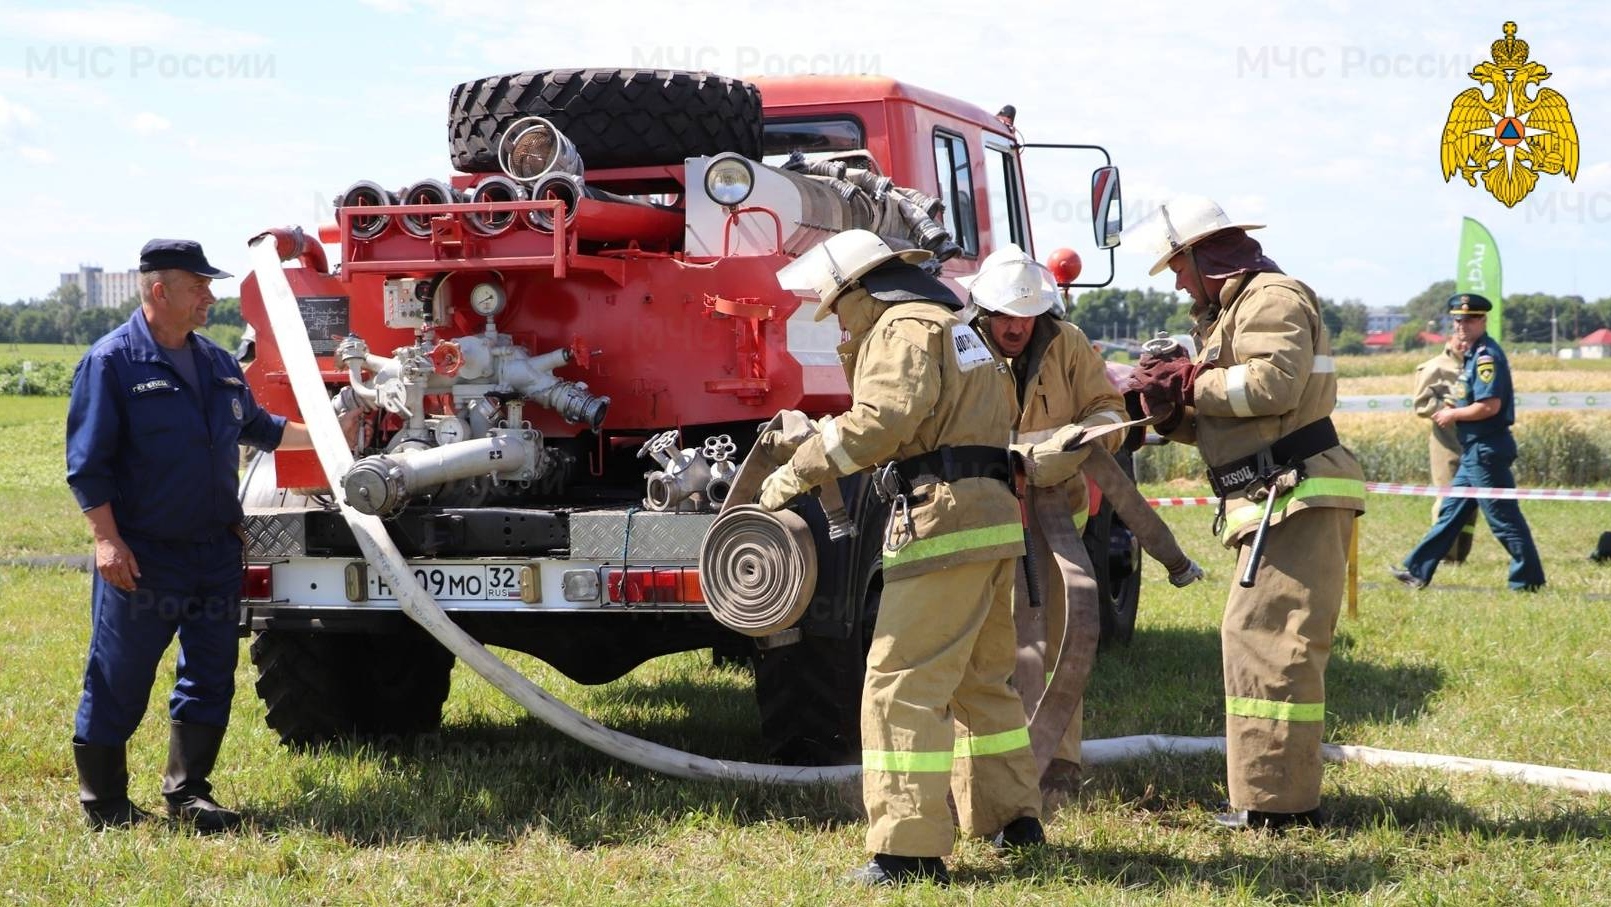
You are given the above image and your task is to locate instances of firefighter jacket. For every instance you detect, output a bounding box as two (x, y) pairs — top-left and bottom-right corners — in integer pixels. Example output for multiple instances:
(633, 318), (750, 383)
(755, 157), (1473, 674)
(982, 316), (1125, 518)
(1161, 272), (1365, 545)
(1413, 342), (1464, 471)
(788, 290), (1024, 582)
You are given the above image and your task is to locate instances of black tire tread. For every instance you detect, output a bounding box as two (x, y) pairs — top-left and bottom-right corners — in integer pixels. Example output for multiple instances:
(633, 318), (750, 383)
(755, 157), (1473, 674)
(250, 629), (455, 747)
(447, 68), (764, 172)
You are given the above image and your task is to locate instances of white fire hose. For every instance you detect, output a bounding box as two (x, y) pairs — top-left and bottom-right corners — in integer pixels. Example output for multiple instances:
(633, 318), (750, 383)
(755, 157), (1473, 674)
(249, 235), (853, 784)
(248, 234), (1611, 798)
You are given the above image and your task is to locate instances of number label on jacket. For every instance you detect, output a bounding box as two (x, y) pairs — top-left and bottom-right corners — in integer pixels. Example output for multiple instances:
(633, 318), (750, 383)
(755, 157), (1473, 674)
(951, 325), (994, 372)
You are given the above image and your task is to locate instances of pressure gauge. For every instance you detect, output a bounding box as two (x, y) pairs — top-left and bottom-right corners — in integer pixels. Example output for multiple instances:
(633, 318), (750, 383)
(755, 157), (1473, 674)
(469, 281), (507, 317)
(432, 415), (469, 445)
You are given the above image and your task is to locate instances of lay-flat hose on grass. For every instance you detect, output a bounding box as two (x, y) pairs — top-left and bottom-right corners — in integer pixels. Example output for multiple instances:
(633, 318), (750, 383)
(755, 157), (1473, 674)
(249, 235), (1611, 798)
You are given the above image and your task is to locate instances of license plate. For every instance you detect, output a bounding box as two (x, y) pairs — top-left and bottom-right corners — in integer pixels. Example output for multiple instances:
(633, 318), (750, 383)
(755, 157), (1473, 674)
(367, 562), (524, 601)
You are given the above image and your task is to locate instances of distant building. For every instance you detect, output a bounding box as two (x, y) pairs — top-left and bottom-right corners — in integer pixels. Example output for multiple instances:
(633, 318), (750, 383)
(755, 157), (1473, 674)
(60, 265), (141, 310)
(1365, 309), (1410, 334)
(1578, 328), (1611, 359)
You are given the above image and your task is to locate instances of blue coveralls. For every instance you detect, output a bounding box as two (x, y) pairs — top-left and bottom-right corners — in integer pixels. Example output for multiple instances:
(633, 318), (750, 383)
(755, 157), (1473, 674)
(66, 308), (285, 746)
(1401, 335), (1546, 590)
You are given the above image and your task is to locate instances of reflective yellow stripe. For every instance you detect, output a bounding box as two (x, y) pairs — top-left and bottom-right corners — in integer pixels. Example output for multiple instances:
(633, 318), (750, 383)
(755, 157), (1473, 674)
(1220, 477), (1366, 542)
(862, 749), (953, 773)
(953, 726), (1030, 758)
(884, 522), (1021, 569)
(1071, 510), (1088, 532)
(1460, 524), (1476, 535)
(1225, 695), (1324, 722)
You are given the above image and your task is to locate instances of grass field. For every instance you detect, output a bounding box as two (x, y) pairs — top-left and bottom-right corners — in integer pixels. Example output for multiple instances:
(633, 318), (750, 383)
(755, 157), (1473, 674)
(4, 388), (1611, 904)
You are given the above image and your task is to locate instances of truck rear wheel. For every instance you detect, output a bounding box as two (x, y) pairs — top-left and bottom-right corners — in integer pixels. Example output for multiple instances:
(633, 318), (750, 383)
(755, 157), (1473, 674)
(1086, 448), (1144, 645)
(250, 628), (455, 747)
(751, 488), (885, 766)
(448, 68), (764, 173)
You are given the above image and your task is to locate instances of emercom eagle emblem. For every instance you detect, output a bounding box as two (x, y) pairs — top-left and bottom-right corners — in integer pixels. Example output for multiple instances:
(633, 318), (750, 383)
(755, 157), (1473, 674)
(1440, 21), (1579, 208)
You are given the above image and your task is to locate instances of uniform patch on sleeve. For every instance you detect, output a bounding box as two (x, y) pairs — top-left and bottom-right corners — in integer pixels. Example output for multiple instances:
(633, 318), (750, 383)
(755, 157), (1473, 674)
(1476, 360), (1495, 383)
(950, 325), (996, 372)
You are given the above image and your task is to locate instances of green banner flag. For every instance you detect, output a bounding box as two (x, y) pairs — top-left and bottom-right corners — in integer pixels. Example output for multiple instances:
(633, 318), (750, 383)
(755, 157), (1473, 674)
(1456, 217), (1503, 341)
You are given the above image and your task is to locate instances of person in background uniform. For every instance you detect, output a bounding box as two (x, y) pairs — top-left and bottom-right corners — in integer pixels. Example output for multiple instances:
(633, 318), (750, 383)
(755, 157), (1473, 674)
(66, 239), (350, 832)
(960, 244), (1124, 807)
(1393, 294), (1545, 591)
(1126, 196), (1366, 831)
(764, 230), (1043, 885)
(1412, 336), (1478, 563)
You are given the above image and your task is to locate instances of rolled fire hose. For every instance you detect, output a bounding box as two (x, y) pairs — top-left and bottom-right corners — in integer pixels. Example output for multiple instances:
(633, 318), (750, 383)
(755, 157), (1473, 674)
(699, 411), (822, 636)
(699, 505), (817, 636)
(251, 235), (1611, 798)
(249, 235), (855, 785)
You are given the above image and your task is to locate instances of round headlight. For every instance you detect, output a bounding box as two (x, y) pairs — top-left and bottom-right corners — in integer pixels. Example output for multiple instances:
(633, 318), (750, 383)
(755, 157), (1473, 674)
(704, 157), (754, 206)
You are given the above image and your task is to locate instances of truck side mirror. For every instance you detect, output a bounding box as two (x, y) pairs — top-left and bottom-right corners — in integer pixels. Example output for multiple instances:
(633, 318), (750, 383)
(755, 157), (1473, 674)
(1091, 166), (1122, 250)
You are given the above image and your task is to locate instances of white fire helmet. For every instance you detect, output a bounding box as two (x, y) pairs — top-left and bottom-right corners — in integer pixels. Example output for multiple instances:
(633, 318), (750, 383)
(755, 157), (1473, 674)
(776, 229), (932, 321)
(1125, 195), (1264, 276)
(956, 243), (1059, 318)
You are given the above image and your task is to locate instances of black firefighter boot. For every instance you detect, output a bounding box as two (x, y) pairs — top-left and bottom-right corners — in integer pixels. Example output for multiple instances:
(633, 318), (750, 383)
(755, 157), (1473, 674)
(161, 722), (242, 833)
(73, 741), (153, 830)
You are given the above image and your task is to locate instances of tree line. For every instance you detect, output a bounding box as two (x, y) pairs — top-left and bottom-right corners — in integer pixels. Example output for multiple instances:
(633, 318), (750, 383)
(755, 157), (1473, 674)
(0, 284), (245, 349)
(1069, 281), (1611, 354)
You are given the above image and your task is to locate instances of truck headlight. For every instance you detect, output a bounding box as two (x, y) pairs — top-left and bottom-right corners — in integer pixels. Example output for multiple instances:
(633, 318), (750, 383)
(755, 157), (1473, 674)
(704, 157), (754, 206)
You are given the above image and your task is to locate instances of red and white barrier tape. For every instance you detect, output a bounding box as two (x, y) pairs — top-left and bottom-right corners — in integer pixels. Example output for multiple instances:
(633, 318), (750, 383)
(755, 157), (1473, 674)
(1143, 483), (1611, 508)
(1364, 482), (1611, 502)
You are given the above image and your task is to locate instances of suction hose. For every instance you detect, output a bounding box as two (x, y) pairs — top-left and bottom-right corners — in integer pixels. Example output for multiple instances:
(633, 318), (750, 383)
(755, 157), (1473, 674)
(247, 233), (857, 785)
(247, 231), (1611, 798)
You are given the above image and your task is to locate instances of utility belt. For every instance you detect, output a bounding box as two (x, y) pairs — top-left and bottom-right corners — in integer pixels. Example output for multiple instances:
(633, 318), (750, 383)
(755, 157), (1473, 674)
(892, 445), (1013, 489)
(1205, 418), (1339, 497)
(871, 445), (1012, 552)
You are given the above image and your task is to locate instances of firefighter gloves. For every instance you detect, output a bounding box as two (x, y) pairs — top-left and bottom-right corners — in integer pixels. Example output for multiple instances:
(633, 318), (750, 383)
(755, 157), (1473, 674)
(1131, 357), (1204, 409)
(758, 465), (813, 511)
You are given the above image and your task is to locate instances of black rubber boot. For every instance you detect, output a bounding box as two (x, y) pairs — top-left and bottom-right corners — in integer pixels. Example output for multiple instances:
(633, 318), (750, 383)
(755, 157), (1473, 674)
(847, 853), (951, 887)
(73, 741), (152, 830)
(991, 815), (1047, 851)
(162, 722), (242, 833)
(1214, 806), (1324, 832)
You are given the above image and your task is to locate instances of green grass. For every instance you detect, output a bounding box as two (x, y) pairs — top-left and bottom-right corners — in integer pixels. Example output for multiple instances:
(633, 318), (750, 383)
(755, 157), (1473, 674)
(5, 404), (1611, 903)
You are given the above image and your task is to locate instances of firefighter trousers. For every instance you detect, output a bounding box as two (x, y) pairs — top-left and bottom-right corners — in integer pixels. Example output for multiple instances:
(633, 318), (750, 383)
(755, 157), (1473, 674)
(1222, 507), (1353, 813)
(862, 557), (1040, 857)
(1011, 488), (1100, 766)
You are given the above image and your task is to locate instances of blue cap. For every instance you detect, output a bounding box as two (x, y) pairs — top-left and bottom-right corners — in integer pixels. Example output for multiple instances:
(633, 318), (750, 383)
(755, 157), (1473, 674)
(138, 239), (232, 279)
(1447, 293), (1493, 317)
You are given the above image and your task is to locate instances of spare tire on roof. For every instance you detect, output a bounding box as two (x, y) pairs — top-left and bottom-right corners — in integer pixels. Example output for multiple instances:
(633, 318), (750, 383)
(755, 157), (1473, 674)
(448, 68), (764, 172)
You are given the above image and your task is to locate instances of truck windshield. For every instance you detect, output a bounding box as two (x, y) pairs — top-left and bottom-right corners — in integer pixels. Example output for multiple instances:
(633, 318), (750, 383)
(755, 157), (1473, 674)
(762, 118), (865, 167)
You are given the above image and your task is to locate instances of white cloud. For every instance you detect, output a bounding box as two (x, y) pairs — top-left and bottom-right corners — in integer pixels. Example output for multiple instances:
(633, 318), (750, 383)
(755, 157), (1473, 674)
(129, 111), (168, 134)
(1, 2), (269, 50)
(0, 94), (38, 130)
(17, 146), (54, 163)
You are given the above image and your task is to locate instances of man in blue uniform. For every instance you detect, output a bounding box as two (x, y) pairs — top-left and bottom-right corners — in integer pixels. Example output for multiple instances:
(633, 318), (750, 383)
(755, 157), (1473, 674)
(1392, 294), (1546, 591)
(66, 238), (338, 831)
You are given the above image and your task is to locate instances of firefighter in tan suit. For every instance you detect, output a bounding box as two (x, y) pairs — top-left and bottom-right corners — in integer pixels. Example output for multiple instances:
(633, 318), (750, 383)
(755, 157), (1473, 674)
(959, 245), (1124, 803)
(1126, 197), (1365, 831)
(1413, 338), (1477, 563)
(762, 230), (1042, 886)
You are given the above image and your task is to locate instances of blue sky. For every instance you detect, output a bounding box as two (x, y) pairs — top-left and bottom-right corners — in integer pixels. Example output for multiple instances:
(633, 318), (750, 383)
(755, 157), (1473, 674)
(1, 0), (1606, 310)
